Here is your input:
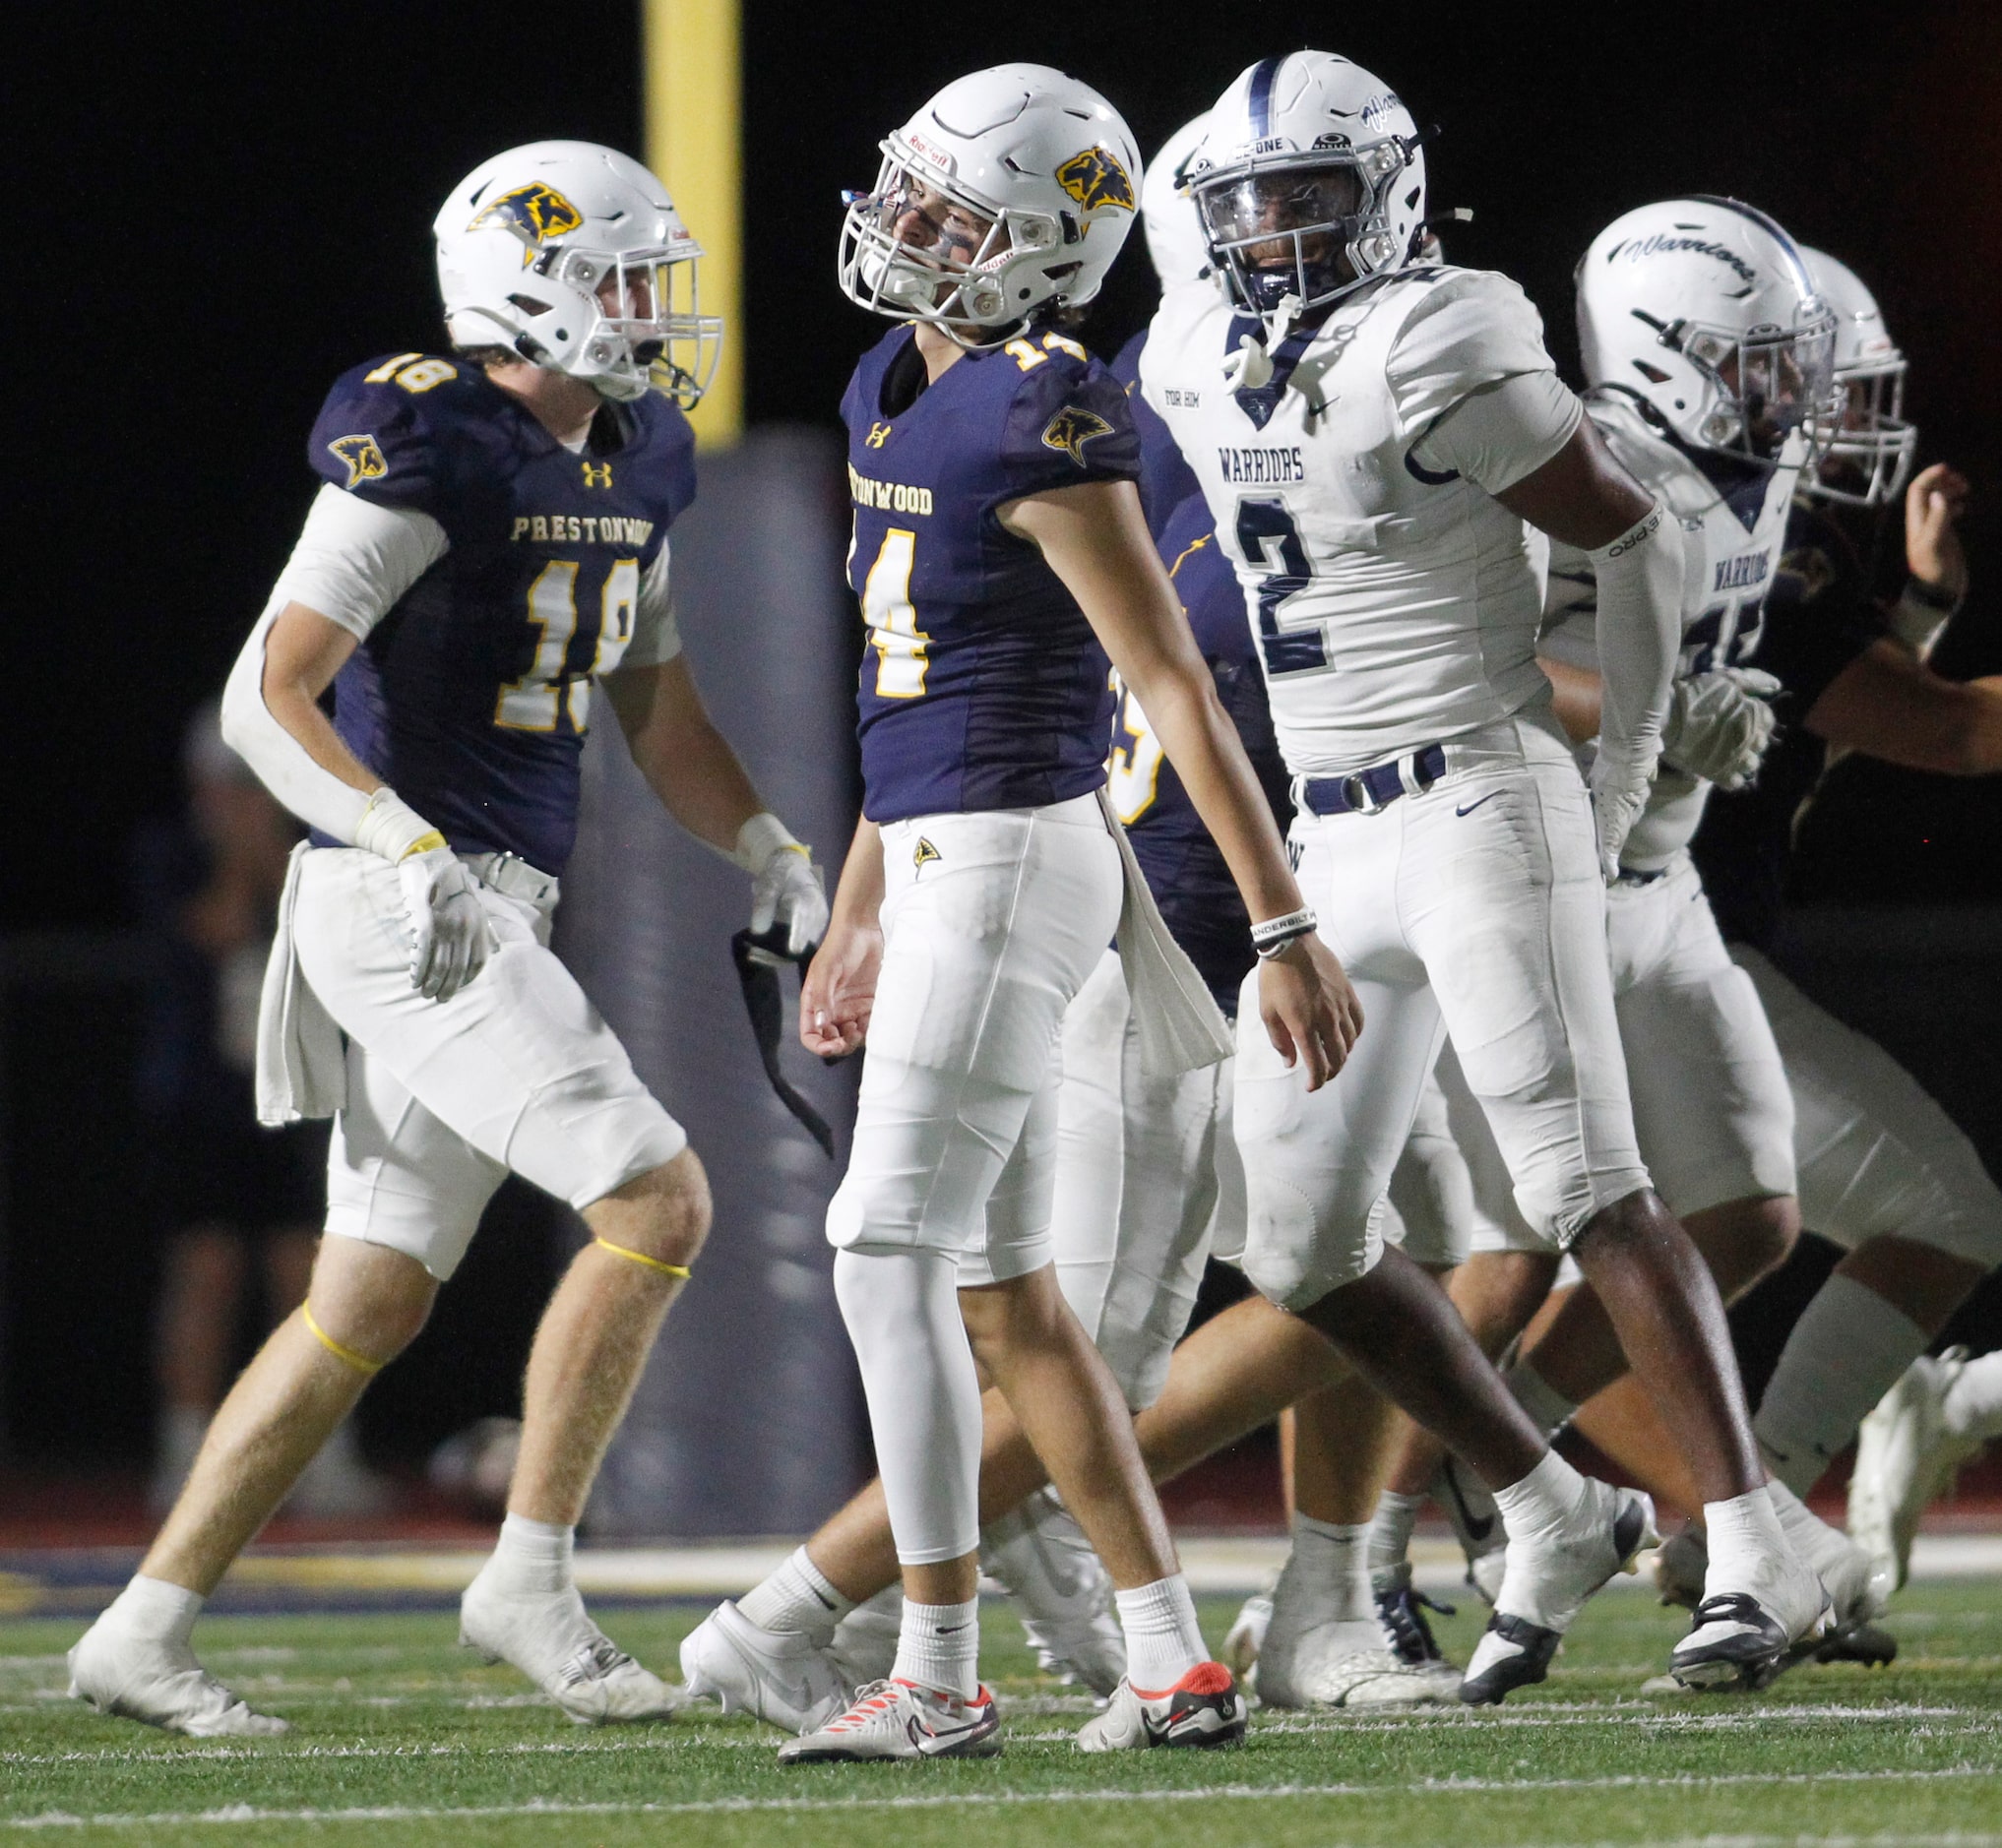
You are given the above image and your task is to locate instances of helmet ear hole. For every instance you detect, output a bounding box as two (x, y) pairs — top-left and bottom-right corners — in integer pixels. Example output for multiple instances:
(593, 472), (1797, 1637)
(1632, 359), (1671, 384)
(508, 293), (554, 317)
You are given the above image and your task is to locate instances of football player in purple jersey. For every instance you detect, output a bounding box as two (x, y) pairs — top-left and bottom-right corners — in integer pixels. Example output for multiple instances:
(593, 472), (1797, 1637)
(69, 142), (827, 1737)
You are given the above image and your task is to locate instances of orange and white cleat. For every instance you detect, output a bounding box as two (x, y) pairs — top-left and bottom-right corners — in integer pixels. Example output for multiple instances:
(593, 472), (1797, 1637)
(778, 1677), (1001, 1763)
(1075, 1661), (1246, 1752)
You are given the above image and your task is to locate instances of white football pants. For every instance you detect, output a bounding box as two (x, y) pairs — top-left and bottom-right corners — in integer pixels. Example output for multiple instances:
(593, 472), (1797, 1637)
(1235, 709), (1650, 1311)
(292, 848), (686, 1280)
(827, 795), (1123, 1565)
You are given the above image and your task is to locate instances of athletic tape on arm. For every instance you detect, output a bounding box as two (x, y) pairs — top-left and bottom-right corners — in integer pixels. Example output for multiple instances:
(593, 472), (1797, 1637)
(1589, 504), (1684, 774)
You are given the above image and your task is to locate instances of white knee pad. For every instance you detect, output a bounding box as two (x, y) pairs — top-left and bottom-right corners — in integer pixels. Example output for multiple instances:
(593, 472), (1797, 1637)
(832, 1247), (984, 1567)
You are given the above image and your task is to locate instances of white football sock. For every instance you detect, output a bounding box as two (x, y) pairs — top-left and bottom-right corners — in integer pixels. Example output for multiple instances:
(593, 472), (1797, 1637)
(1505, 1358), (1579, 1440)
(100, 1574), (204, 1647)
(834, 1248), (983, 1567)
(1704, 1484), (1788, 1586)
(1491, 1447), (1586, 1542)
(1754, 1274), (1929, 1495)
(491, 1512), (573, 1594)
(1368, 1490), (1424, 1573)
(1113, 1574), (1206, 1692)
(892, 1597), (979, 1701)
(1286, 1514), (1375, 1624)
(1944, 1349), (2002, 1442)
(738, 1545), (855, 1646)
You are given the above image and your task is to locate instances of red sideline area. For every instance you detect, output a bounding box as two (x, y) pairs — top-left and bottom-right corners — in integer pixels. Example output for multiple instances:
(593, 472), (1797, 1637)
(5, 1445), (2001, 1551)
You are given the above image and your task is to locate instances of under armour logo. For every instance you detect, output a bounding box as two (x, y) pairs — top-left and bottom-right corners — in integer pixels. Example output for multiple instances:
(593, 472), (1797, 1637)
(913, 837), (940, 870)
(865, 421), (893, 449)
(582, 461), (613, 488)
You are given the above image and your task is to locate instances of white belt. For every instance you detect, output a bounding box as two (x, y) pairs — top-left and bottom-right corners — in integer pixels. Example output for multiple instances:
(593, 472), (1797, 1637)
(464, 850), (560, 915)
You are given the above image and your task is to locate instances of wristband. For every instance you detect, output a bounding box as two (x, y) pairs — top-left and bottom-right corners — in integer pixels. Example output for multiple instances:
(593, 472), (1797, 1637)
(354, 787), (448, 863)
(732, 810), (807, 873)
(1252, 906), (1318, 958)
(1903, 575), (1960, 614)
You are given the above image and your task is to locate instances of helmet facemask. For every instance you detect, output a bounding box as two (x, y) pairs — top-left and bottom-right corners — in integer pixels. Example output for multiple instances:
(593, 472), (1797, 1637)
(1807, 352), (1916, 507)
(502, 243), (721, 405)
(1195, 141), (1411, 327)
(1637, 308), (1839, 462)
(838, 150), (1064, 345)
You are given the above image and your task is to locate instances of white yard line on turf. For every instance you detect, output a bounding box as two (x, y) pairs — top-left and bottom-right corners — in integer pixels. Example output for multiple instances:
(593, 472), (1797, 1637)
(6, 1763), (2002, 1828)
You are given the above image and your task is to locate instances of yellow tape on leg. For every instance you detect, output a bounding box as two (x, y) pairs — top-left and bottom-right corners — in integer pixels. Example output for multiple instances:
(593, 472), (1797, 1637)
(593, 1237), (691, 1280)
(301, 1304), (386, 1376)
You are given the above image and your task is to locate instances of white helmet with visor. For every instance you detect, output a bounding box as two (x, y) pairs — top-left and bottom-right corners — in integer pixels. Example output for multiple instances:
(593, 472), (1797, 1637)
(1576, 197), (1838, 464)
(1799, 246), (1915, 507)
(838, 64), (1141, 343)
(434, 140), (722, 407)
(1187, 52), (1427, 330)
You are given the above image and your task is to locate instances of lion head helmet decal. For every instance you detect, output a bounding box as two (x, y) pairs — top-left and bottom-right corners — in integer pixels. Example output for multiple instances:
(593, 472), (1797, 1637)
(1055, 146), (1136, 216)
(469, 181), (585, 253)
(1041, 404), (1115, 467)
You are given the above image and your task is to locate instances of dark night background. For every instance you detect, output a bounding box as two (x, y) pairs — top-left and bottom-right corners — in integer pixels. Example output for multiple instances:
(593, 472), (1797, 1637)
(5, 0), (2001, 1480)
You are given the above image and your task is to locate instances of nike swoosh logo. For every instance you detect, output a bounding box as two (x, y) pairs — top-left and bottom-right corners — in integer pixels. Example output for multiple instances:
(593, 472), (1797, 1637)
(1455, 792), (1502, 819)
(1442, 1460), (1496, 1543)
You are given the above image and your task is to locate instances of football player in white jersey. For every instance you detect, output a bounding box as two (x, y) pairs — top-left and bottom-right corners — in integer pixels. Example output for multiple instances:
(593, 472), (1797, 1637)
(68, 142), (829, 1737)
(1143, 53), (1828, 1694)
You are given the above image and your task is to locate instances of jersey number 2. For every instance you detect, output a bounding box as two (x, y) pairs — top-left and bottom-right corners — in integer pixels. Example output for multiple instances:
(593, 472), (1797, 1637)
(1235, 498), (1328, 676)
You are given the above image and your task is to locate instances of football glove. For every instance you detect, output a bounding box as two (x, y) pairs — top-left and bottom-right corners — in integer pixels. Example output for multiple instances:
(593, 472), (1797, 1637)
(1587, 748), (1653, 885)
(736, 813), (829, 957)
(1659, 667), (1782, 792)
(397, 846), (494, 1002)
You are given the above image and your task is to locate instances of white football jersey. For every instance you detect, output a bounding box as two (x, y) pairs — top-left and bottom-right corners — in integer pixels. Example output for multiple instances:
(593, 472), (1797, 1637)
(1540, 395), (1802, 871)
(1141, 266), (1567, 774)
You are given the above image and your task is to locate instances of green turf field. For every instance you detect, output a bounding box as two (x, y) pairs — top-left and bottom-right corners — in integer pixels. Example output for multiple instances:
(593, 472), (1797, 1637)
(6, 1586), (2002, 1846)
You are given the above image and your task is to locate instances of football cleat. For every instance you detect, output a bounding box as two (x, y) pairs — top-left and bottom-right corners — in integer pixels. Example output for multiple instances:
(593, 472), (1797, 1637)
(1220, 1590), (1274, 1676)
(1075, 1662), (1246, 1751)
(1461, 1480), (1656, 1705)
(1654, 1524), (1709, 1610)
(68, 1623), (287, 1739)
(779, 1678), (1001, 1763)
(460, 1569), (680, 1725)
(1434, 1453), (1509, 1605)
(828, 1584), (902, 1688)
(1848, 1349), (1980, 1593)
(1770, 1478), (1894, 1628)
(679, 1598), (851, 1734)
(979, 1490), (1126, 1696)
(1669, 1532), (1831, 1693)
(1373, 1563), (1465, 1700)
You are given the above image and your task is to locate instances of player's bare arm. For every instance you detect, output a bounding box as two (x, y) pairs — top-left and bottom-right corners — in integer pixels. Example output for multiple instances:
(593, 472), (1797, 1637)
(1001, 476), (1361, 1088)
(602, 656), (766, 852)
(1806, 640), (2002, 773)
(257, 603), (375, 792)
(1493, 413), (1654, 548)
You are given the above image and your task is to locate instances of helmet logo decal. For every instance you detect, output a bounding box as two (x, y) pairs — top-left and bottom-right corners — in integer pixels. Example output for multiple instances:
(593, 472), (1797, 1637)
(470, 183), (586, 252)
(1055, 147), (1135, 215)
(1604, 232), (1758, 286)
(1041, 404), (1114, 466)
(328, 434), (387, 489)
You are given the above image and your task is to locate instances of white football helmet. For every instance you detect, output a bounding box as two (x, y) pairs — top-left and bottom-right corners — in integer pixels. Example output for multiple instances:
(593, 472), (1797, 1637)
(837, 64), (1141, 342)
(1186, 52), (1427, 327)
(1800, 246), (1915, 507)
(1576, 197), (1837, 462)
(434, 140), (722, 406)
(1141, 115), (1211, 291)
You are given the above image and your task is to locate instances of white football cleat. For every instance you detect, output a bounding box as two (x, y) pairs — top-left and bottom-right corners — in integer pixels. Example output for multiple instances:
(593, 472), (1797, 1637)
(979, 1489), (1125, 1696)
(1434, 1453), (1509, 1605)
(459, 1566), (679, 1725)
(68, 1622), (287, 1738)
(779, 1678), (1001, 1763)
(1373, 1563), (1465, 1700)
(1849, 1349), (1981, 1593)
(1075, 1662), (1246, 1751)
(1461, 1479), (1657, 1705)
(679, 1599), (851, 1734)
(1220, 1591), (1273, 1676)
(828, 1584), (902, 1688)
(1669, 1540), (1831, 1692)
